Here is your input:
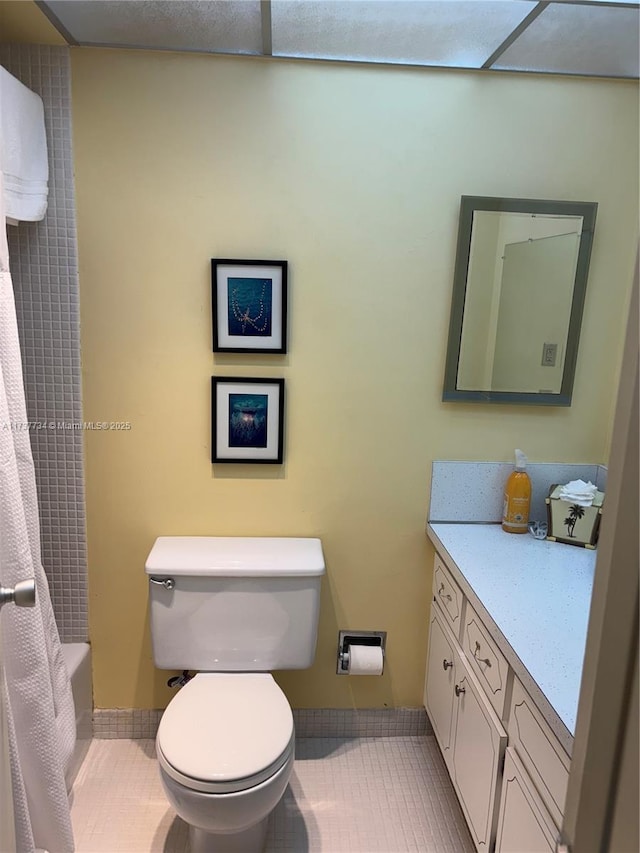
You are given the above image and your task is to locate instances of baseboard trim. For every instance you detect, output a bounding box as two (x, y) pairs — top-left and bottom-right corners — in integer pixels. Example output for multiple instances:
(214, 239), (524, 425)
(93, 707), (432, 739)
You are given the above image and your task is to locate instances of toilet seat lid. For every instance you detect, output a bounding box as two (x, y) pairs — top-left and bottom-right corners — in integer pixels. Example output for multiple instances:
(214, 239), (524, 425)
(157, 673), (294, 791)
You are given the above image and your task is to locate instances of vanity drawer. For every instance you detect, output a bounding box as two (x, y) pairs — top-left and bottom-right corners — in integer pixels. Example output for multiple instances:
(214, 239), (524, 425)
(508, 678), (570, 828)
(432, 554), (464, 637)
(461, 602), (510, 719)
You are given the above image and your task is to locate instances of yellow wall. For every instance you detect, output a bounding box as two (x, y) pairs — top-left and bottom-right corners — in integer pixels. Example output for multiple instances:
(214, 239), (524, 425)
(0, 1), (66, 44)
(71, 48), (639, 710)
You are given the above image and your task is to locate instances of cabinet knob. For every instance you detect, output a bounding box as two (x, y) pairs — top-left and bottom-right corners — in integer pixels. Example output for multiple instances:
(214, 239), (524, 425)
(455, 684), (466, 697)
(442, 659), (453, 671)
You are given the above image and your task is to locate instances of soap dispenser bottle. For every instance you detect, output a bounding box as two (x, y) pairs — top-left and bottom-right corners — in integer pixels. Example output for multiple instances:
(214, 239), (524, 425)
(502, 449), (531, 534)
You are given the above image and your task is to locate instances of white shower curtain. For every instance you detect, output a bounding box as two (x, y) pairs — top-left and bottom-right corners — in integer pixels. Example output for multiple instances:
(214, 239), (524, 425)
(0, 171), (76, 851)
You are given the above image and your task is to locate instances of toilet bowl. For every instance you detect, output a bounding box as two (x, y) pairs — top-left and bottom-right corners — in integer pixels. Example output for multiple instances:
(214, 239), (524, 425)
(156, 673), (295, 852)
(145, 536), (325, 852)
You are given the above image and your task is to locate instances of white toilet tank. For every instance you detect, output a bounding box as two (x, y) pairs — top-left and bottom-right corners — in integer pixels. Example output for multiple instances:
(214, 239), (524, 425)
(145, 537), (325, 671)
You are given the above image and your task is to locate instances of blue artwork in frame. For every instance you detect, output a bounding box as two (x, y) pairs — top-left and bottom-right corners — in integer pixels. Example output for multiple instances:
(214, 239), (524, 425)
(228, 393), (268, 448)
(228, 278), (273, 338)
(212, 377), (285, 464)
(212, 259), (287, 353)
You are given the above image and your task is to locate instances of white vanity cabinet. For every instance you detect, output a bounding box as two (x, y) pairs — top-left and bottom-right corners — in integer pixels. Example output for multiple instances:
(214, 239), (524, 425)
(433, 553), (464, 634)
(425, 568), (507, 851)
(450, 646), (508, 850)
(506, 678), (570, 830)
(424, 608), (457, 771)
(425, 549), (570, 852)
(461, 602), (510, 720)
(495, 748), (557, 853)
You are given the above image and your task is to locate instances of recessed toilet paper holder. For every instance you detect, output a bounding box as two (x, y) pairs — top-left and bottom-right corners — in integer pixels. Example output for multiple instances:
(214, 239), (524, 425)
(337, 630), (387, 675)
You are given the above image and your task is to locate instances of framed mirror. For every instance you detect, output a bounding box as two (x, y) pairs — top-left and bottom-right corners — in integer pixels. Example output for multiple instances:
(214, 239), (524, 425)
(443, 196), (597, 406)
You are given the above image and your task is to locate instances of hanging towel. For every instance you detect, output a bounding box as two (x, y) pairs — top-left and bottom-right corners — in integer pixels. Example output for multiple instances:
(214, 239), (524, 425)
(0, 170), (75, 851)
(0, 66), (48, 222)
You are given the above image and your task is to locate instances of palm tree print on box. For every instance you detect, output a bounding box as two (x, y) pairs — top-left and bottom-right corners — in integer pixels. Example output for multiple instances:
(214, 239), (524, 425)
(228, 394), (268, 448)
(228, 277), (273, 336)
(564, 504), (586, 538)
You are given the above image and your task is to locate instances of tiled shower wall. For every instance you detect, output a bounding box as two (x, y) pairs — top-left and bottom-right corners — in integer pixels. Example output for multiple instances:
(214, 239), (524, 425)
(0, 44), (88, 642)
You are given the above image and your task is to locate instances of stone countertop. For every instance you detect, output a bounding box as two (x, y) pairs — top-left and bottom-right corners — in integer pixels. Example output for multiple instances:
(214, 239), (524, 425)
(427, 522), (597, 755)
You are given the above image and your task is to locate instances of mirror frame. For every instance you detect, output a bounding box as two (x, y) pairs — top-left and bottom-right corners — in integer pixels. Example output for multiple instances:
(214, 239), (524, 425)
(443, 196), (598, 406)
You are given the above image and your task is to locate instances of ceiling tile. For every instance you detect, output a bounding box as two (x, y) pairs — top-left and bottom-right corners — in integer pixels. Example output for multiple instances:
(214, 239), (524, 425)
(493, 2), (640, 78)
(271, 0), (538, 68)
(36, 0), (640, 80)
(44, 0), (263, 54)
(551, 0), (638, 4)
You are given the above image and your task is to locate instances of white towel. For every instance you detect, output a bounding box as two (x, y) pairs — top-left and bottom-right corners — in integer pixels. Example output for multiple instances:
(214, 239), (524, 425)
(0, 66), (48, 222)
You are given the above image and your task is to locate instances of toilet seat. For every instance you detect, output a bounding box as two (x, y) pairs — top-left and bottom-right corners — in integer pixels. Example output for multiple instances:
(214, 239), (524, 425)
(156, 673), (294, 794)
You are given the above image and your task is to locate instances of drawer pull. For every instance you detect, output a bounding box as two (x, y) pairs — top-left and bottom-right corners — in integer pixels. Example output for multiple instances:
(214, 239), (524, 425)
(442, 659), (454, 671)
(473, 640), (492, 668)
(455, 684), (466, 697)
(438, 583), (452, 602)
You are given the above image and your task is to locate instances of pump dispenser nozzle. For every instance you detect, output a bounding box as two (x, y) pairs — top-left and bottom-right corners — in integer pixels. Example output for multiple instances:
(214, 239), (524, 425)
(514, 449), (528, 471)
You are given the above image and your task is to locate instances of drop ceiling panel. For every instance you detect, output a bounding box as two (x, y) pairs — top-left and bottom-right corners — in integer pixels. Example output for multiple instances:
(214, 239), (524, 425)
(551, 0), (637, 4)
(35, 0), (640, 79)
(493, 3), (640, 78)
(271, 0), (537, 68)
(44, 0), (263, 54)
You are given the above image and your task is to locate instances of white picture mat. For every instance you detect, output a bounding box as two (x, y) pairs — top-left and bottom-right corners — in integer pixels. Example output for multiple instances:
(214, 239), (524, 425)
(216, 264), (283, 349)
(214, 380), (281, 460)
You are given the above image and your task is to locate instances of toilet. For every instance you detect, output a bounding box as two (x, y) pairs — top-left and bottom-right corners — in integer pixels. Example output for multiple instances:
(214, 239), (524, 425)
(145, 536), (325, 853)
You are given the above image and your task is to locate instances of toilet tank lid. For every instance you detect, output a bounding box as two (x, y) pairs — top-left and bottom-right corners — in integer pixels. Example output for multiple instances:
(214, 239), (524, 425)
(145, 536), (325, 577)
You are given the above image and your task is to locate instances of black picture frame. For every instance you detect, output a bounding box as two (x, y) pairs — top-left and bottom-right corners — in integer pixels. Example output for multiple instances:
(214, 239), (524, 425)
(212, 259), (288, 353)
(211, 376), (285, 464)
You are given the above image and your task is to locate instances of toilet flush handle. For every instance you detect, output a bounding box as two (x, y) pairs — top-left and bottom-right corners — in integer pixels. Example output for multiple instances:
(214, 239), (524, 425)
(149, 576), (175, 590)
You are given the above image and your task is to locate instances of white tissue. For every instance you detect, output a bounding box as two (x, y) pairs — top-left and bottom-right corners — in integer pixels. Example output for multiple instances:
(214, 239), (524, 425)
(347, 644), (384, 675)
(558, 479), (598, 506)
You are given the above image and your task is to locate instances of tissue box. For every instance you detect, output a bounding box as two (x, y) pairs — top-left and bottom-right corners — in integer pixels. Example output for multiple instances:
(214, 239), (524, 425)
(546, 485), (604, 549)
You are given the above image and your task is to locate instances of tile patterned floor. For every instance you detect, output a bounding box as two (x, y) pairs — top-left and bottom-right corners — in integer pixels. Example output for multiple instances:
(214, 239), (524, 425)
(70, 737), (474, 852)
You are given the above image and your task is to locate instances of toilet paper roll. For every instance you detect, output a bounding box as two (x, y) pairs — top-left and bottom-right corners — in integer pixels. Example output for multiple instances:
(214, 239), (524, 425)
(347, 644), (384, 676)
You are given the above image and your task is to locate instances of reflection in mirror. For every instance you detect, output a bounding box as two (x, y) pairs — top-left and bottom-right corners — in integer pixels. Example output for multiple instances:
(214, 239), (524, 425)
(459, 212), (583, 394)
(443, 197), (598, 406)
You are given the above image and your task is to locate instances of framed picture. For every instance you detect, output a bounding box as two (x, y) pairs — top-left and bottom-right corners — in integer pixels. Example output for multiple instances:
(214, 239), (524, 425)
(211, 376), (285, 464)
(212, 259), (288, 353)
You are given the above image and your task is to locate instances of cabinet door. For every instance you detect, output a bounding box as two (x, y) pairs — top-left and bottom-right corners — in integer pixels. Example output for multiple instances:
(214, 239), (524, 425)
(424, 608), (457, 771)
(452, 650), (508, 851)
(495, 748), (557, 853)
